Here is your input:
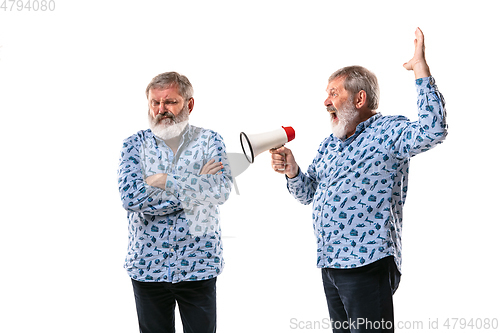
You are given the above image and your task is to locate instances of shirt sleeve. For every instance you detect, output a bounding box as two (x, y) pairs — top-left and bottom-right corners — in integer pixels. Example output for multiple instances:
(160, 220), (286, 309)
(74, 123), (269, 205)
(286, 145), (323, 205)
(391, 76), (448, 158)
(118, 135), (184, 215)
(164, 131), (233, 207)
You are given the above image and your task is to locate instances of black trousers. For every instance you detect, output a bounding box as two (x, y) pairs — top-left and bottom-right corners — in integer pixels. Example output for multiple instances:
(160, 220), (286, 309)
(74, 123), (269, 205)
(322, 256), (401, 333)
(131, 278), (217, 333)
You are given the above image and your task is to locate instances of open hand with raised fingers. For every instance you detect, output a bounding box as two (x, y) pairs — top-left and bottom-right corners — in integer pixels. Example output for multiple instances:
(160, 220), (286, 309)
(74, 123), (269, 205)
(403, 27), (431, 79)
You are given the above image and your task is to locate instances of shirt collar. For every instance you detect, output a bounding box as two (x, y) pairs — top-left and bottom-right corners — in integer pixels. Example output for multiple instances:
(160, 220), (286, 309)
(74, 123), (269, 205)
(151, 123), (192, 142)
(336, 113), (382, 148)
(353, 113), (381, 135)
(151, 123), (192, 152)
(180, 123), (193, 142)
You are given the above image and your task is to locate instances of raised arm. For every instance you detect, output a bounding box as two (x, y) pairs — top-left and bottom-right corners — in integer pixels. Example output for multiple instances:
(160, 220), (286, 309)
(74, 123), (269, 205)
(393, 28), (448, 158)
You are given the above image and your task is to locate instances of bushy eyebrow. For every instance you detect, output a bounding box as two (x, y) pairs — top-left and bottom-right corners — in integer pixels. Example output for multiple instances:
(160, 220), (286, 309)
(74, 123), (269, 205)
(150, 98), (178, 103)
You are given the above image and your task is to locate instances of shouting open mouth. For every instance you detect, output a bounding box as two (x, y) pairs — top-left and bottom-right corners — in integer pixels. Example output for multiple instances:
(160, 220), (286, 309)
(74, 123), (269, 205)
(327, 105), (338, 122)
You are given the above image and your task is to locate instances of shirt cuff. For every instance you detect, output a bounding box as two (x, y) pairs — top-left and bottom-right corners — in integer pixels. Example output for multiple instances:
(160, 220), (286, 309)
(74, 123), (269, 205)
(415, 76), (437, 93)
(286, 167), (304, 185)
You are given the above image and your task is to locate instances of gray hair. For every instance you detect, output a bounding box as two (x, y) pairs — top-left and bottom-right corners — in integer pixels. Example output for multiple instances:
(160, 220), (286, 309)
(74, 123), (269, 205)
(329, 66), (380, 110)
(145, 72), (194, 101)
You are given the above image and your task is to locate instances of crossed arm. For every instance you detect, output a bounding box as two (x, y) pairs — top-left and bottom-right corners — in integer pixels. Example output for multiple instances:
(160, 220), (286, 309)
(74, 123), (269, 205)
(145, 159), (223, 190)
(118, 131), (231, 214)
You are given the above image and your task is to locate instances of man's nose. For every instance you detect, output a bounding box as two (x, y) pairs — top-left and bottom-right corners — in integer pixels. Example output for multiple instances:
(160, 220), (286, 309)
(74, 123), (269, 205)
(324, 98), (331, 107)
(158, 101), (166, 114)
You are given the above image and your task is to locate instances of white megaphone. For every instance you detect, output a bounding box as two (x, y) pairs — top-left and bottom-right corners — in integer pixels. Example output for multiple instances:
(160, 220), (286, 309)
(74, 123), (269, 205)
(240, 126), (295, 163)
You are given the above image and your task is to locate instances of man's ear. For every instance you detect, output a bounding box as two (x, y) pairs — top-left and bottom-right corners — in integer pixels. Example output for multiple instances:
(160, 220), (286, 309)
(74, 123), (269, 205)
(355, 90), (367, 109)
(188, 98), (194, 114)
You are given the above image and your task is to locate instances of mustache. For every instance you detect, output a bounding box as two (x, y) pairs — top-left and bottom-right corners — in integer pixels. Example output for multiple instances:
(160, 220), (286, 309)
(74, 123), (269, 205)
(151, 111), (179, 125)
(327, 105), (337, 113)
(149, 104), (190, 127)
(156, 112), (175, 120)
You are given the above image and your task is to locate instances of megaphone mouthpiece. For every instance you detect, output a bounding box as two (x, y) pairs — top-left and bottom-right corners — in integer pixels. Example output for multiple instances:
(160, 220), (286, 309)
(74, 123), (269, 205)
(240, 126), (295, 163)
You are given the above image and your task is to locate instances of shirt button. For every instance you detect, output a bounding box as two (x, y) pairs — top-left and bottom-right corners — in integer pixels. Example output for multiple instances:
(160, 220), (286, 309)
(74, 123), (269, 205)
(170, 227), (174, 230)
(170, 248), (175, 252)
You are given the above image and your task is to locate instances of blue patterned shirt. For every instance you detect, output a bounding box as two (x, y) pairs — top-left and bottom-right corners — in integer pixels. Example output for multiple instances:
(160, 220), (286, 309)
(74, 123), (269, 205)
(117, 124), (232, 283)
(286, 76), (447, 273)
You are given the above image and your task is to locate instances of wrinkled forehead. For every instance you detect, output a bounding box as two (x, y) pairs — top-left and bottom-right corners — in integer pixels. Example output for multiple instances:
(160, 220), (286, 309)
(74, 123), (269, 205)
(148, 84), (182, 100)
(326, 76), (346, 93)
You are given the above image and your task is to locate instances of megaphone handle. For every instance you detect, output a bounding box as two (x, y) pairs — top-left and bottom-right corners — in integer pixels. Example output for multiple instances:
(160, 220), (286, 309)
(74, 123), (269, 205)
(276, 145), (286, 171)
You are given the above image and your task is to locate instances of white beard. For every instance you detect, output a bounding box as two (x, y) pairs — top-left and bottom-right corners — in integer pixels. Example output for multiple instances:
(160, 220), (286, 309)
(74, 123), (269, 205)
(331, 101), (358, 139)
(151, 119), (189, 141)
(149, 105), (190, 141)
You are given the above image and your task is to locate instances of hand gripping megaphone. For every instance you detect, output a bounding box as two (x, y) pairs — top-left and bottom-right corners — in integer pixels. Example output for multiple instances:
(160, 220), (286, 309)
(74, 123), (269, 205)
(239, 126), (295, 163)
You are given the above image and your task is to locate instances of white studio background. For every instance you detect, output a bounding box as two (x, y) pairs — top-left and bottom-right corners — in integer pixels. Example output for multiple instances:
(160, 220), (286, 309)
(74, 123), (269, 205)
(1, 1), (499, 332)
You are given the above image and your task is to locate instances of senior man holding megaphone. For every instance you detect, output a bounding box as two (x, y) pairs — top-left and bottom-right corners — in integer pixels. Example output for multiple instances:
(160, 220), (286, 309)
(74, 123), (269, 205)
(270, 28), (447, 332)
